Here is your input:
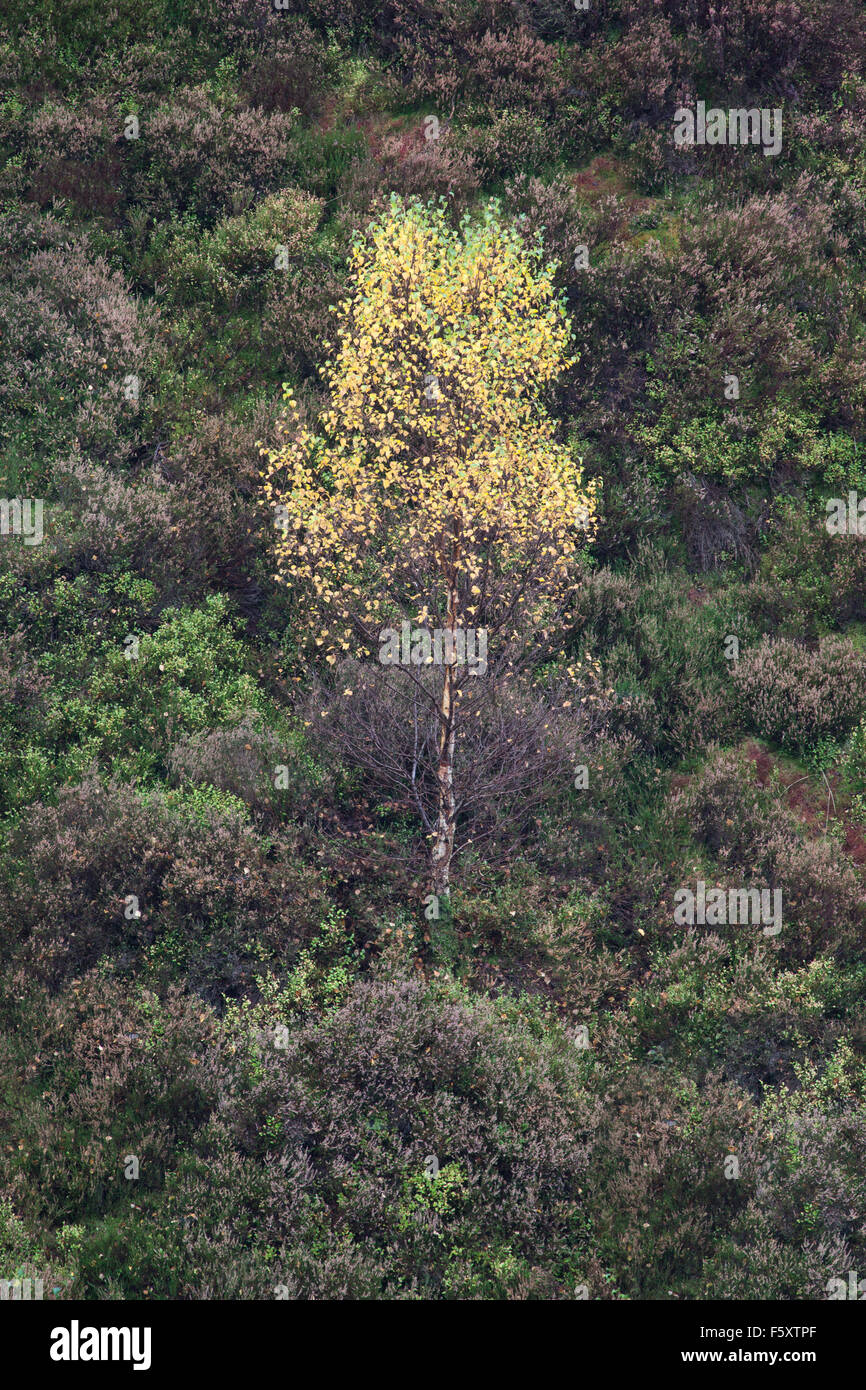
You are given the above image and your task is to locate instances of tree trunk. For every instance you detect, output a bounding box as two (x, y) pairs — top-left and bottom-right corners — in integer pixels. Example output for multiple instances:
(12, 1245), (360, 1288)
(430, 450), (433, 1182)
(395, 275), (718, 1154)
(430, 577), (458, 899)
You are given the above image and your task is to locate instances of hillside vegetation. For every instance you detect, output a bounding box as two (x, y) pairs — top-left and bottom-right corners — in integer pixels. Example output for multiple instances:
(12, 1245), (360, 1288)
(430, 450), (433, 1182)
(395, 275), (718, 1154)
(1, 0), (865, 1300)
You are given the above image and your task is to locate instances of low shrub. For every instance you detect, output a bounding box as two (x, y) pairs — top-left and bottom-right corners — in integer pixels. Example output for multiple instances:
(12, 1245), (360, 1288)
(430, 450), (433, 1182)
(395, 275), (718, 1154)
(261, 263), (341, 379)
(0, 774), (329, 998)
(671, 748), (865, 961)
(168, 710), (320, 819)
(165, 973), (602, 1298)
(756, 497), (866, 632)
(702, 1046), (866, 1298)
(0, 212), (162, 489)
(165, 188), (324, 307)
(454, 109), (558, 181)
(732, 636), (866, 751)
(337, 126), (480, 223)
(127, 87), (295, 222)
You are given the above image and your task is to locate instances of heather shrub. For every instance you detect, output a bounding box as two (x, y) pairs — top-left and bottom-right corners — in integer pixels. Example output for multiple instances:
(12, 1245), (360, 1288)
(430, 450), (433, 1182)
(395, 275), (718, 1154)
(127, 88), (295, 222)
(15, 456), (194, 606)
(24, 96), (123, 216)
(0, 776), (204, 987)
(567, 568), (638, 650)
(462, 28), (566, 112)
(586, 472), (676, 572)
(0, 626), (48, 741)
(376, 15), (567, 114)
(0, 975), (230, 1227)
(570, 12), (684, 125)
(702, 1046), (866, 1298)
(523, 0), (620, 42)
(656, 0), (865, 93)
(261, 263), (341, 379)
(633, 184), (865, 486)
(556, 237), (680, 448)
(167, 974), (601, 1298)
(0, 442), (264, 658)
(168, 712), (282, 806)
(588, 1069), (753, 1298)
(501, 173), (598, 294)
(161, 395), (286, 497)
(589, 1039), (866, 1299)
(454, 109), (557, 181)
(168, 710), (323, 819)
(671, 748), (865, 961)
(785, 101), (866, 253)
(47, 450), (260, 615)
(555, 0), (863, 146)
(757, 497), (866, 630)
(669, 747), (779, 866)
(234, 15), (338, 116)
(3, 0), (195, 66)
(337, 127), (480, 223)
(0, 215), (163, 490)
(554, 180), (866, 490)
(629, 932), (801, 1078)
(670, 851), (861, 967)
(460, 882), (631, 1016)
(765, 832), (865, 962)
(373, 3), (512, 110)
(732, 635), (866, 751)
(0, 775), (328, 997)
(570, 560), (755, 755)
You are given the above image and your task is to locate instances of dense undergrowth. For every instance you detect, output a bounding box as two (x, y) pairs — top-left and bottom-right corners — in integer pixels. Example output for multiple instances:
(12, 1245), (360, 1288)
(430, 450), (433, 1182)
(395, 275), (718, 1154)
(1, 0), (865, 1300)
